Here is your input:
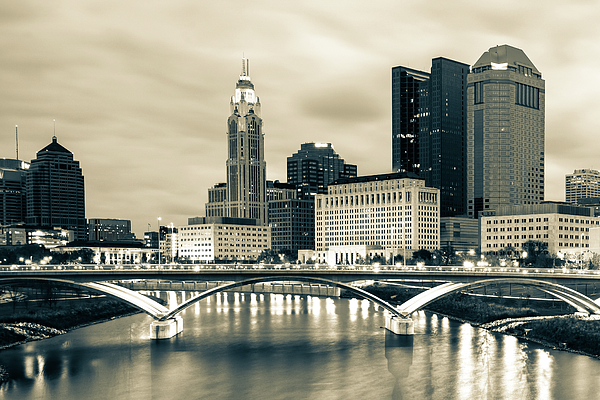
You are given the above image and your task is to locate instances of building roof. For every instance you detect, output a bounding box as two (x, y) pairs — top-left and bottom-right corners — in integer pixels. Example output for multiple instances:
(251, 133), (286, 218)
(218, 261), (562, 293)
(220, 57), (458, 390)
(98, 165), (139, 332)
(331, 171), (421, 185)
(473, 44), (540, 75)
(37, 136), (72, 155)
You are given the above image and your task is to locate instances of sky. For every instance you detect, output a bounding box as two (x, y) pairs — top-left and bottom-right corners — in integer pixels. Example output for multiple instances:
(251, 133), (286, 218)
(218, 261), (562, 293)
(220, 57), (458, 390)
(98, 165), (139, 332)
(2, 0), (600, 238)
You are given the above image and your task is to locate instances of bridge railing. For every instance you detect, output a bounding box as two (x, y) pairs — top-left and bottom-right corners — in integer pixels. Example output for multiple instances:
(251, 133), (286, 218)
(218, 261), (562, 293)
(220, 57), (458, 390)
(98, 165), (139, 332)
(1, 262), (600, 277)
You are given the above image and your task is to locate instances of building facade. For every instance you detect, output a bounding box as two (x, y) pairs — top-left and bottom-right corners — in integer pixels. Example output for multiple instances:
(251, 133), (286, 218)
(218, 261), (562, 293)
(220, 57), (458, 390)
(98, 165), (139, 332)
(392, 58), (469, 217)
(314, 173), (440, 265)
(467, 45), (545, 218)
(26, 137), (86, 241)
(0, 159), (29, 227)
(391, 67), (430, 174)
(268, 198), (314, 252)
(480, 203), (599, 259)
(178, 217), (270, 262)
(225, 58), (268, 225)
(439, 216), (479, 253)
(566, 169), (600, 204)
(287, 142), (357, 200)
(88, 218), (133, 241)
(206, 183), (227, 218)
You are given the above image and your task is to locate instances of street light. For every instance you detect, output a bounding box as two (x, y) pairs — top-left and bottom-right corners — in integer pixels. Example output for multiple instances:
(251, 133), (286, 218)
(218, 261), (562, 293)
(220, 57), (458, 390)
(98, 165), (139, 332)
(157, 217), (162, 265)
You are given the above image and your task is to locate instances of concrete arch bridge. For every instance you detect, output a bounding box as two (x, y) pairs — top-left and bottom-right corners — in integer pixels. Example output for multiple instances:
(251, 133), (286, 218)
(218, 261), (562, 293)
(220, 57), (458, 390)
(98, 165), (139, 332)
(1, 273), (599, 338)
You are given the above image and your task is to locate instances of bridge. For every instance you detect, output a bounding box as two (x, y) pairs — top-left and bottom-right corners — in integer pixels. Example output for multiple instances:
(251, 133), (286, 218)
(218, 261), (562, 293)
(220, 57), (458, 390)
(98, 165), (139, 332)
(1, 264), (600, 338)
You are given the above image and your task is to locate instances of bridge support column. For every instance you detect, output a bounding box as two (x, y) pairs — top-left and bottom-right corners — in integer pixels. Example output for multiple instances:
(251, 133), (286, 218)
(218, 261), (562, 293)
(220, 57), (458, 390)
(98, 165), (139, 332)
(385, 315), (414, 335)
(150, 316), (183, 339)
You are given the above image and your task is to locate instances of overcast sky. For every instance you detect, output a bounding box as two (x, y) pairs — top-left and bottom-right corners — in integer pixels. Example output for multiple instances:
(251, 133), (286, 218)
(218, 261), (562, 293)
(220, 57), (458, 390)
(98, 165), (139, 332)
(2, 1), (599, 237)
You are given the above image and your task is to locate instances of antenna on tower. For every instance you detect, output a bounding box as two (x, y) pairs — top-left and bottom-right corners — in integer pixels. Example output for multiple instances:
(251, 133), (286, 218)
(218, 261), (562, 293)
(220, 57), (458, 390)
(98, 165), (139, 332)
(15, 125), (18, 161)
(53, 119), (56, 136)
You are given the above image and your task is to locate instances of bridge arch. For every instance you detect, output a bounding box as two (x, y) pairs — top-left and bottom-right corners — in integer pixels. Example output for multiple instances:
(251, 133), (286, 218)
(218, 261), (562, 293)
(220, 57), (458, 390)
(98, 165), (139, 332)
(0, 276), (403, 321)
(161, 276), (403, 320)
(0, 278), (170, 318)
(397, 278), (600, 317)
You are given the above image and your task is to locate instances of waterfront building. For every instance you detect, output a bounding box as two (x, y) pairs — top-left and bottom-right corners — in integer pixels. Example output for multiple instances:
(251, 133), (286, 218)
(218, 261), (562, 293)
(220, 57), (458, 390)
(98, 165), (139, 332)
(158, 224), (178, 263)
(0, 224), (73, 247)
(143, 231), (159, 249)
(439, 216), (479, 253)
(269, 198), (314, 252)
(53, 240), (154, 265)
(566, 169), (600, 204)
(178, 217), (270, 263)
(479, 202), (600, 260)
(392, 58), (469, 217)
(314, 172), (439, 265)
(25, 137), (86, 241)
(0, 159), (29, 227)
(287, 142), (357, 200)
(88, 218), (133, 241)
(467, 45), (545, 218)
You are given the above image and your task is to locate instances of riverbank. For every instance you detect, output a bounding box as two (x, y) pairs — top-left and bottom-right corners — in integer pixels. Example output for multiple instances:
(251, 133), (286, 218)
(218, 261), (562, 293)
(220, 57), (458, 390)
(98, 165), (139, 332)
(0, 298), (139, 350)
(357, 284), (600, 359)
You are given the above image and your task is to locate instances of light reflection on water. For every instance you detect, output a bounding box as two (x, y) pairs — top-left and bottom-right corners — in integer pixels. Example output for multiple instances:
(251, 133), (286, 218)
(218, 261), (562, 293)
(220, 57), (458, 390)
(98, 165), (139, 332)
(1, 292), (600, 400)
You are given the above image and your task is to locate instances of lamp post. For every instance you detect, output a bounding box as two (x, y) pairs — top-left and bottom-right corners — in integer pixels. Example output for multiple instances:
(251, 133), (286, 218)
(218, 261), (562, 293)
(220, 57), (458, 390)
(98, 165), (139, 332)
(157, 217), (162, 265)
(580, 233), (584, 269)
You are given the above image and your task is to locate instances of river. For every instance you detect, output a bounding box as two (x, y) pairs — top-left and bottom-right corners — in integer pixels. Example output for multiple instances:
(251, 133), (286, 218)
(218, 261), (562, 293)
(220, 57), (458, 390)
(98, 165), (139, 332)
(1, 291), (600, 400)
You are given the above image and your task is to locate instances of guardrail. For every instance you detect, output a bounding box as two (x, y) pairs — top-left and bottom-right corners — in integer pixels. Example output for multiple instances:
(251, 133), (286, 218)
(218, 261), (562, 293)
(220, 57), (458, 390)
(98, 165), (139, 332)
(1, 263), (600, 277)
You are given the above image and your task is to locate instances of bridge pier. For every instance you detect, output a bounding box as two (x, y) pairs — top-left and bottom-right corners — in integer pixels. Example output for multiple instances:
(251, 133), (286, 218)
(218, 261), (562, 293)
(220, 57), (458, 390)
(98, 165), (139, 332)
(150, 316), (183, 339)
(385, 315), (414, 335)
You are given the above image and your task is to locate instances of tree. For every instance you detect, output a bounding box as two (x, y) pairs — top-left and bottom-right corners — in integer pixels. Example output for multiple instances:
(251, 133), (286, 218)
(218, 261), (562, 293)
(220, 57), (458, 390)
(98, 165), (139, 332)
(413, 249), (432, 263)
(433, 245), (455, 265)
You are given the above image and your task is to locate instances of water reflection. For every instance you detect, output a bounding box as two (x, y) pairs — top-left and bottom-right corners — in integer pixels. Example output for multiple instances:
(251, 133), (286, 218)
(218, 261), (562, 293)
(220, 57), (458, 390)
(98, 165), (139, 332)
(1, 292), (600, 400)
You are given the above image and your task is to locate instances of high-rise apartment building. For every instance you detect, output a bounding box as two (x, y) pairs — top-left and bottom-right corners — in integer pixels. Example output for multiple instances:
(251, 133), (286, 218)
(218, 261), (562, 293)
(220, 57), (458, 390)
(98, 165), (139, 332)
(225, 58), (268, 225)
(392, 58), (469, 217)
(0, 158), (29, 226)
(26, 137), (86, 241)
(287, 142), (357, 200)
(566, 169), (600, 204)
(467, 45), (545, 218)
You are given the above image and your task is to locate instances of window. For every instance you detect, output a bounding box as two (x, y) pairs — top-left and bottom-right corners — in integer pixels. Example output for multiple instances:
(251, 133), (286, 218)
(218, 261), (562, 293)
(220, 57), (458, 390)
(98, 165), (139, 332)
(474, 82), (484, 104)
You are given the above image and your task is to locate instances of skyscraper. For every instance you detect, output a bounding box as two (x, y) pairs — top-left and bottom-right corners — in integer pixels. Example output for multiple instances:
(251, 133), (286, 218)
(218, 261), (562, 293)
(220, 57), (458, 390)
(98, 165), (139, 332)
(26, 136), (86, 241)
(392, 57), (469, 217)
(466, 45), (545, 218)
(225, 58), (268, 225)
(566, 169), (600, 204)
(0, 158), (29, 226)
(287, 142), (357, 200)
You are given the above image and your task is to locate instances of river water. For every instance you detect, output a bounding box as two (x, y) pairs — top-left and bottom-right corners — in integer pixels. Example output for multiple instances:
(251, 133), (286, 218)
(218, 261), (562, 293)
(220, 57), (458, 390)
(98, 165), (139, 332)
(1, 292), (600, 400)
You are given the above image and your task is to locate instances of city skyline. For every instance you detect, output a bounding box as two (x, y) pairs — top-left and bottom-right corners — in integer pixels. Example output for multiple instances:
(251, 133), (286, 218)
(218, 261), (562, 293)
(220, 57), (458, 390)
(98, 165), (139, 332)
(1, 1), (599, 237)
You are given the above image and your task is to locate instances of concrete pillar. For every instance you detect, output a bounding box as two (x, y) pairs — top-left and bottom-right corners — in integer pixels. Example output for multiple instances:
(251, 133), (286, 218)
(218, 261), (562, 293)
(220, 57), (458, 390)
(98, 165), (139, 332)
(385, 315), (414, 335)
(150, 316), (183, 339)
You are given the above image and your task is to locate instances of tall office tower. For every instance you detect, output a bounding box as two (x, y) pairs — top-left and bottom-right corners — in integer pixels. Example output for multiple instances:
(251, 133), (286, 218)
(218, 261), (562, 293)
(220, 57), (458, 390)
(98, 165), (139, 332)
(566, 169), (600, 204)
(0, 159), (29, 226)
(225, 58), (268, 225)
(392, 58), (469, 217)
(391, 67), (430, 174)
(466, 45), (545, 218)
(26, 137), (86, 241)
(287, 142), (357, 200)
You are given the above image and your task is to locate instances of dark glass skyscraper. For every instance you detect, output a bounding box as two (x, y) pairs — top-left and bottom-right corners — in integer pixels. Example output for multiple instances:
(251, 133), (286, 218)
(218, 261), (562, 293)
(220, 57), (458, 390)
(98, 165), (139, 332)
(392, 58), (469, 217)
(0, 159), (29, 226)
(287, 142), (356, 200)
(26, 137), (86, 241)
